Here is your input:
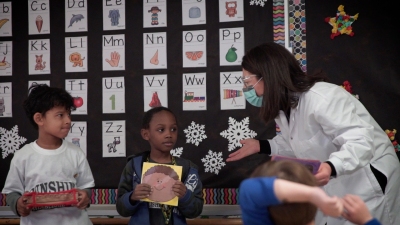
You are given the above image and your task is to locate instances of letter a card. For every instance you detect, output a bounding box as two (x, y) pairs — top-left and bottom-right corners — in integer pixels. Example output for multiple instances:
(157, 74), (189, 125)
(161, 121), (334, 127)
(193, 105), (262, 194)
(65, 79), (88, 115)
(182, 73), (206, 111)
(65, 0), (88, 32)
(102, 120), (126, 157)
(66, 121), (87, 155)
(0, 82), (12, 117)
(102, 76), (125, 113)
(143, 74), (168, 112)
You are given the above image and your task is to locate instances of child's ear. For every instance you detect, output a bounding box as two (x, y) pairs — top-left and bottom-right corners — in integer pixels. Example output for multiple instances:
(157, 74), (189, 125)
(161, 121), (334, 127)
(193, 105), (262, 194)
(141, 128), (150, 140)
(33, 112), (44, 126)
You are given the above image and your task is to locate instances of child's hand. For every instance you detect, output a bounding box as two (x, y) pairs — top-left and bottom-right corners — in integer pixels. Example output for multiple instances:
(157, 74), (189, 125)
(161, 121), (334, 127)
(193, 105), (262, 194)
(131, 184), (152, 201)
(17, 195), (31, 217)
(172, 181), (187, 198)
(76, 189), (90, 210)
(341, 194), (373, 225)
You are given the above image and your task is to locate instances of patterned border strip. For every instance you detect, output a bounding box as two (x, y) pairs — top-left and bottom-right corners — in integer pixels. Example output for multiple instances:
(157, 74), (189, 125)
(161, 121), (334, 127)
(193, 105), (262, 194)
(289, 0), (307, 71)
(0, 194), (5, 206)
(273, 0), (285, 45)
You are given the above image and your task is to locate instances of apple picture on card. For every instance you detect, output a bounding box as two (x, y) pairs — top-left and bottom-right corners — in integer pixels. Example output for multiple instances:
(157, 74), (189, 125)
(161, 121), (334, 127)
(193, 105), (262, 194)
(73, 96), (84, 108)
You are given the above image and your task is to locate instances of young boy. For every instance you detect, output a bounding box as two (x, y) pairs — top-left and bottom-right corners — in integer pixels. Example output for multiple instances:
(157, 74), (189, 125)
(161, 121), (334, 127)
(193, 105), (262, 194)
(116, 107), (203, 225)
(1, 84), (95, 225)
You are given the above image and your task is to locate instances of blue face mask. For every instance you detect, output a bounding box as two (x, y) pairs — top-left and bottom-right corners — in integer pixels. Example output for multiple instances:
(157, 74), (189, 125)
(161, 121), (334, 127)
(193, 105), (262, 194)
(242, 77), (263, 107)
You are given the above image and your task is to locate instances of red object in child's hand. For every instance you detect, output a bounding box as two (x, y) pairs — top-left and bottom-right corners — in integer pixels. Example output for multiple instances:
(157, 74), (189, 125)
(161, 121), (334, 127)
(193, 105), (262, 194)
(23, 189), (79, 209)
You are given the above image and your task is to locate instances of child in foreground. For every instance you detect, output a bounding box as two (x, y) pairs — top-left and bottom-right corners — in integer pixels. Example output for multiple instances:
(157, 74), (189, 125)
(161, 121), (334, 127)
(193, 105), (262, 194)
(239, 160), (382, 225)
(2, 84), (95, 225)
(116, 106), (203, 225)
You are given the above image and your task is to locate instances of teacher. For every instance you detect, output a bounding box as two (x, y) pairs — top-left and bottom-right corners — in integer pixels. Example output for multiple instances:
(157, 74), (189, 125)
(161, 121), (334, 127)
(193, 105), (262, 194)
(227, 42), (400, 225)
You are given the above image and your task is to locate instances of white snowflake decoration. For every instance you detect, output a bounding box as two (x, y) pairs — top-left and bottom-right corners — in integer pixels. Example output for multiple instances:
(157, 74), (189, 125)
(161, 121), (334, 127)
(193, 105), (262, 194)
(1, 125), (27, 159)
(171, 147), (183, 157)
(201, 150), (226, 175)
(183, 121), (207, 146)
(220, 117), (257, 151)
(250, 0), (267, 7)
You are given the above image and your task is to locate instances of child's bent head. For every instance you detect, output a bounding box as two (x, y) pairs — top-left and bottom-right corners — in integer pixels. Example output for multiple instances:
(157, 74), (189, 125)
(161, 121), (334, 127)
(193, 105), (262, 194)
(142, 106), (177, 129)
(24, 84), (76, 130)
(252, 160), (317, 225)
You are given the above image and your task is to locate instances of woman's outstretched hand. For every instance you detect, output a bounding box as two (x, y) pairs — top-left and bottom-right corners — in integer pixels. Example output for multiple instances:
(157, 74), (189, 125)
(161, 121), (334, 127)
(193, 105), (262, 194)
(226, 138), (260, 162)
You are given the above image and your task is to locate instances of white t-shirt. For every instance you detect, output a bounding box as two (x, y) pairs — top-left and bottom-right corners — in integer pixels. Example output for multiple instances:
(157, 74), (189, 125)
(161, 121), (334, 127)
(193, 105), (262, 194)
(2, 140), (95, 225)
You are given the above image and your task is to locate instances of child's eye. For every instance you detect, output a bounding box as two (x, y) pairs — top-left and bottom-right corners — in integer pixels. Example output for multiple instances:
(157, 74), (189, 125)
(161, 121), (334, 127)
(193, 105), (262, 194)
(158, 128), (164, 132)
(171, 128), (177, 132)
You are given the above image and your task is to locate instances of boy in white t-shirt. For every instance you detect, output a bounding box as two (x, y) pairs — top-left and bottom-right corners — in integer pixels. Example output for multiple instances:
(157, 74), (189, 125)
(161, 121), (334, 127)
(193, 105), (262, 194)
(2, 84), (95, 225)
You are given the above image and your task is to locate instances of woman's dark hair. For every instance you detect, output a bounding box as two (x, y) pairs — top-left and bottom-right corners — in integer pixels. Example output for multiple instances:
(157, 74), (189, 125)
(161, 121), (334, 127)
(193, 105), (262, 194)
(142, 106), (177, 129)
(23, 84), (76, 130)
(251, 160), (317, 225)
(241, 42), (327, 123)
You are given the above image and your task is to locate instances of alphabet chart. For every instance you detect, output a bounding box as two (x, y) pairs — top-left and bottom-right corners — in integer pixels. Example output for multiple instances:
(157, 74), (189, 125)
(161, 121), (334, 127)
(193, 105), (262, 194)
(0, 82), (12, 117)
(28, 80), (50, 92)
(182, 73), (206, 111)
(65, 79), (88, 115)
(220, 71), (245, 110)
(182, 30), (206, 68)
(219, 27), (244, 66)
(102, 120), (126, 157)
(65, 0), (88, 32)
(102, 76), (125, 113)
(143, 74), (168, 112)
(28, 0), (50, 35)
(219, 0), (244, 22)
(0, 41), (12, 76)
(143, 0), (166, 28)
(65, 36), (88, 72)
(66, 121), (87, 156)
(0, 2), (12, 36)
(28, 39), (51, 74)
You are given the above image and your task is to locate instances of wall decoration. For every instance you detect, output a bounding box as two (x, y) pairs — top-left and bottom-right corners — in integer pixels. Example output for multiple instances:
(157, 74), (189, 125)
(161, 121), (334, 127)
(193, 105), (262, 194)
(102, 120), (126, 157)
(386, 129), (400, 153)
(143, 32), (167, 69)
(28, 0), (50, 35)
(143, 0), (167, 28)
(182, 73), (206, 111)
(0, 41), (12, 76)
(0, 82), (11, 117)
(219, 27), (244, 66)
(201, 150), (226, 175)
(65, 0), (88, 32)
(325, 5), (359, 39)
(65, 121), (87, 156)
(182, 0), (206, 25)
(28, 39), (51, 75)
(249, 0), (267, 7)
(219, 0), (244, 22)
(183, 121), (207, 146)
(65, 79), (88, 115)
(0, 2), (12, 36)
(143, 74), (168, 112)
(65, 36), (88, 72)
(220, 117), (257, 151)
(182, 30), (206, 68)
(0, 125), (26, 159)
(171, 147), (183, 157)
(102, 77), (125, 113)
(289, 0), (306, 71)
(102, 34), (125, 71)
(220, 71), (245, 110)
(103, 0), (125, 30)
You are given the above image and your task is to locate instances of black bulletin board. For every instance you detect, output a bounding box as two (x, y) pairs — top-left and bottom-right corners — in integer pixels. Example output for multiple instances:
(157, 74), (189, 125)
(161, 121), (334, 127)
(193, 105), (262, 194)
(0, 0), (273, 190)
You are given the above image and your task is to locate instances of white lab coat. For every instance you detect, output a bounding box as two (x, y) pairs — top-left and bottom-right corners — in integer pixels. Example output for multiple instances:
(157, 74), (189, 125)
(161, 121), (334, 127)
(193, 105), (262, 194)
(268, 82), (400, 225)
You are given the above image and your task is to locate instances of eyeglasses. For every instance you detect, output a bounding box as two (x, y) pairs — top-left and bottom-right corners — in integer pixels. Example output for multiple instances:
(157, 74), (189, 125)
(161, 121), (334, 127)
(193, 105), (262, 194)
(242, 75), (262, 88)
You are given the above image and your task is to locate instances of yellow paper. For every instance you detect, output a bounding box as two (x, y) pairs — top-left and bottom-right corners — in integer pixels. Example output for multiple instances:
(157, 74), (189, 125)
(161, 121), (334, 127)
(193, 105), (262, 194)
(140, 162), (183, 206)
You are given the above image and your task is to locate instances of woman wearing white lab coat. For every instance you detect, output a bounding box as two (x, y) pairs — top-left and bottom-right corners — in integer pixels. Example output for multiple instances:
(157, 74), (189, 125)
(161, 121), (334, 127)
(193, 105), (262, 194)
(227, 42), (400, 225)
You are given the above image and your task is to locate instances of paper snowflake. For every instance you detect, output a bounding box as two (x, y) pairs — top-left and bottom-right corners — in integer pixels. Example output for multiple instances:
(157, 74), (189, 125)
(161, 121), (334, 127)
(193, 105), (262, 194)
(201, 150), (226, 175)
(250, 0), (267, 7)
(1, 125), (27, 159)
(220, 117), (257, 151)
(171, 147), (183, 157)
(183, 121), (207, 146)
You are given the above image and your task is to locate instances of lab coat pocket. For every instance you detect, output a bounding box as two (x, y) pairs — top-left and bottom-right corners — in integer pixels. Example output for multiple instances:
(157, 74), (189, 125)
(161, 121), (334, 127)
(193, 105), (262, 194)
(297, 130), (333, 161)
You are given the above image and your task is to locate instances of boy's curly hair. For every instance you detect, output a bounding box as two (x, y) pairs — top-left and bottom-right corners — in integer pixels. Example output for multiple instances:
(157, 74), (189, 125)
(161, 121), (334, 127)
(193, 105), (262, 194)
(24, 84), (76, 129)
